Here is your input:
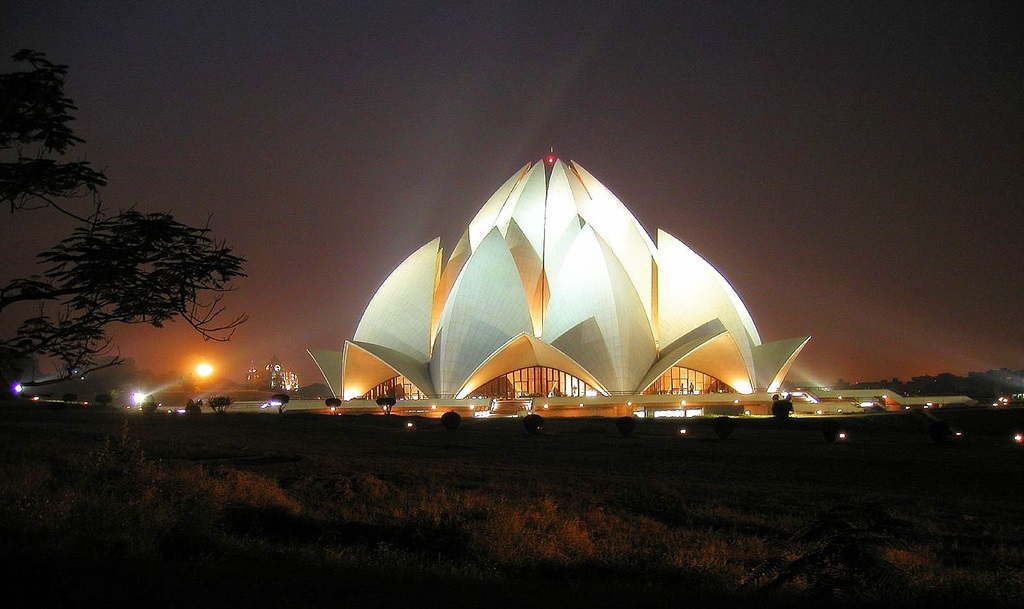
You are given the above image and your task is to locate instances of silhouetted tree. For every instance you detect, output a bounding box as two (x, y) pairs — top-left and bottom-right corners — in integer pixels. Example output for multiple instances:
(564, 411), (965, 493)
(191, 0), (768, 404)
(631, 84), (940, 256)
(0, 50), (246, 389)
(919, 373), (968, 397)
(209, 396), (231, 414)
(0, 349), (32, 397)
(185, 398), (201, 416)
(441, 410), (461, 432)
(0, 51), (106, 213)
(93, 393), (112, 408)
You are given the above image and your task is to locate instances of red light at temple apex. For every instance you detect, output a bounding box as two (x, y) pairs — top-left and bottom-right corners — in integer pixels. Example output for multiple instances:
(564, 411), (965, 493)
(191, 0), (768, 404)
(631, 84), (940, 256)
(545, 151), (556, 165)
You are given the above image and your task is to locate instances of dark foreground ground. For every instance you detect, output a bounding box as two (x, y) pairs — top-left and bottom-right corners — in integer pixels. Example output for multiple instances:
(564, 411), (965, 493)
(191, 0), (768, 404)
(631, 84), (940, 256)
(1, 404), (1022, 608)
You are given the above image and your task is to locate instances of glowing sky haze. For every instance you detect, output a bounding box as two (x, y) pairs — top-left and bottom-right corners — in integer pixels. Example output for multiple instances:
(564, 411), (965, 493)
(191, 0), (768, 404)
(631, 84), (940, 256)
(2, 2), (1021, 387)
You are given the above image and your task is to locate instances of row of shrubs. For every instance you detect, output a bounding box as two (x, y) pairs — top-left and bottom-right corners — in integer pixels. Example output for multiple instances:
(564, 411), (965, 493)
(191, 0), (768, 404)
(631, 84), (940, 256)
(429, 411), (751, 440)
(430, 410), (968, 446)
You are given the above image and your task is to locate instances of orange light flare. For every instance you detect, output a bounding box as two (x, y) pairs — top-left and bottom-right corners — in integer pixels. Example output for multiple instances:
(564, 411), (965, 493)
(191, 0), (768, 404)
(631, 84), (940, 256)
(195, 363), (214, 378)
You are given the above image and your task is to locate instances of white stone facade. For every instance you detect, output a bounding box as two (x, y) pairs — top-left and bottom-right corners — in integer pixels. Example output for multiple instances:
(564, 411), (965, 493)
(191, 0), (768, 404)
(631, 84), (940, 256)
(314, 157), (809, 400)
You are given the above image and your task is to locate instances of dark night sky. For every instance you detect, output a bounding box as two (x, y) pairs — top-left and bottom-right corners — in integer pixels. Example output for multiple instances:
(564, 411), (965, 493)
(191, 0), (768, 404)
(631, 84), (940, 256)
(2, 1), (1022, 388)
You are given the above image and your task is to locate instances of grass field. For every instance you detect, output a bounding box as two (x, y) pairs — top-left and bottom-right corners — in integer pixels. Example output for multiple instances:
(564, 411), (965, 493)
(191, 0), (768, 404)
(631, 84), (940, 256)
(1, 404), (1022, 608)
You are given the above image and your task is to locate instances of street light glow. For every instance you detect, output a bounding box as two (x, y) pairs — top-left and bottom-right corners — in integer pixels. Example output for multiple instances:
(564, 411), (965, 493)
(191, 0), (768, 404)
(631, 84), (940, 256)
(196, 363), (213, 377)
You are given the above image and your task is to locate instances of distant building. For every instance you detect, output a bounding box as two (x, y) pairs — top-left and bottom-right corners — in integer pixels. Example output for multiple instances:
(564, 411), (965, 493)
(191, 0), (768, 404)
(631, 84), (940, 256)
(246, 361), (261, 385)
(247, 356), (299, 392)
(267, 356), (300, 391)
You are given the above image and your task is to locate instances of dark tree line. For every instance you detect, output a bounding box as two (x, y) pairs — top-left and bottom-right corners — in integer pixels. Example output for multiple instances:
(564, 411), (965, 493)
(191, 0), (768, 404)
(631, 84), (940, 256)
(850, 369), (1024, 401)
(1, 50), (246, 388)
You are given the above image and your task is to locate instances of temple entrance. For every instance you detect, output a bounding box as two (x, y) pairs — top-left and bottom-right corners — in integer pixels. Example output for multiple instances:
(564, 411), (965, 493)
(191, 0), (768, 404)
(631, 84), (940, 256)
(469, 365), (598, 399)
(642, 366), (734, 395)
(358, 374), (426, 400)
(490, 398), (533, 416)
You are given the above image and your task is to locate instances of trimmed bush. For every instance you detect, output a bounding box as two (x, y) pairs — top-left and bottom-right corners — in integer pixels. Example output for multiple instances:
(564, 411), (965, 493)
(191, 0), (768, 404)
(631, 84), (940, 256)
(325, 398), (342, 408)
(441, 410), (461, 432)
(376, 396), (396, 415)
(271, 393), (290, 413)
(523, 413), (544, 435)
(93, 393), (113, 408)
(713, 416), (735, 440)
(822, 419), (841, 443)
(140, 395), (157, 415)
(209, 396), (232, 414)
(615, 416), (637, 438)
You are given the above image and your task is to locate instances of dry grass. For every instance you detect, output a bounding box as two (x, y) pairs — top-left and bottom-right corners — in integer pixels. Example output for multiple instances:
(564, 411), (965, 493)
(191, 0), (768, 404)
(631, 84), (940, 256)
(1, 405), (1022, 608)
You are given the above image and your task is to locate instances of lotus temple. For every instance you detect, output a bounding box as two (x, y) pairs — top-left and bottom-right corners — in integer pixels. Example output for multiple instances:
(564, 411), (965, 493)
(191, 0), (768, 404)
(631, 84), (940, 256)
(309, 154), (931, 418)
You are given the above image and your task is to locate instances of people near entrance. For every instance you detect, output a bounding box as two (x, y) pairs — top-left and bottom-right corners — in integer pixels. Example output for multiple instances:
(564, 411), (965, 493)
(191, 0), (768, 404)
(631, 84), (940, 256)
(771, 393), (794, 419)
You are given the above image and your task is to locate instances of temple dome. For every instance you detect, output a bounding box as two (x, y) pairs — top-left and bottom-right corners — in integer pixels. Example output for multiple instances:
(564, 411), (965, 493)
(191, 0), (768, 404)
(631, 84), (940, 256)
(314, 156), (809, 400)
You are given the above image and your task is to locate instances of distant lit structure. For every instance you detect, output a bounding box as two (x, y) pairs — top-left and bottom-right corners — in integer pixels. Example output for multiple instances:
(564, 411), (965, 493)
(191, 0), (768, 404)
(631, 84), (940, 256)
(310, 155), (811, 416)
(246, 361), (261, 385)
(247, 356), (299, 392)
(268, 356), (299, 391)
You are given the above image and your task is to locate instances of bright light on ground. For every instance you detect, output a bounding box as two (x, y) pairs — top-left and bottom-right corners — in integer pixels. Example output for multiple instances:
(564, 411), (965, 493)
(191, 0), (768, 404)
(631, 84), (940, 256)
(195, 363), (213, 377)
